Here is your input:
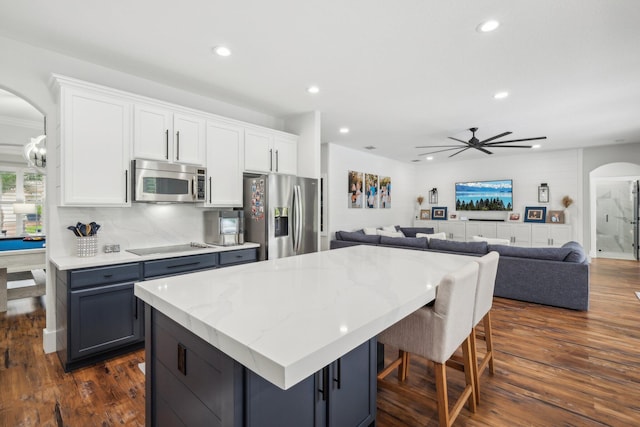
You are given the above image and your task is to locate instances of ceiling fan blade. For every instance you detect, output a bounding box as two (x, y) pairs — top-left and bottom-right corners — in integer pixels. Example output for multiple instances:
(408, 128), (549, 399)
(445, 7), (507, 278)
(479, 131), (512, 144)
(486, 144), (532, 148)
(474, 146), (493, 155)
(417, 147), (467, 156)
(485, 136), (547, 145)
(447, 137), (472, 145)
(449, 147), (471, 158)
(415, 144), (468, 148)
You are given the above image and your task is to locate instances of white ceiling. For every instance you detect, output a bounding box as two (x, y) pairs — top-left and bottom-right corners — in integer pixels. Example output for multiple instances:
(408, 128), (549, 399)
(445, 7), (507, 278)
(1, 0), (639, 163)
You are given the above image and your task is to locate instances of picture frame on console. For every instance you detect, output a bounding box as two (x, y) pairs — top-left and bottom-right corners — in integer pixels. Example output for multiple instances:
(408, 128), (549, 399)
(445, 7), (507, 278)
(508, 212), (521, 221)
(548, 210), (565, 224)
(524, 207), (547, 223)
(420, 209), (431, 220)
(432, 207), (448, 220)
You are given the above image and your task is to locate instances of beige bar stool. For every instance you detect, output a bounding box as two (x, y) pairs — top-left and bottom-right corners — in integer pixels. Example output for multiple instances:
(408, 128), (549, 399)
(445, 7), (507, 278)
(377, 262), (479, 427)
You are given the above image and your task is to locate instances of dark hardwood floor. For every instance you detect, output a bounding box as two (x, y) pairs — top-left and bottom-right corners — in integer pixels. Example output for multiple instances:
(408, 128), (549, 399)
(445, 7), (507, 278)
(1, 258), (638, 426)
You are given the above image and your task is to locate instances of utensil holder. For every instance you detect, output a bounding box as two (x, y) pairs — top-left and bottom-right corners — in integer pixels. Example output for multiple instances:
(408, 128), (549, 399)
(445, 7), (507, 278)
(77, 236), (98, 257)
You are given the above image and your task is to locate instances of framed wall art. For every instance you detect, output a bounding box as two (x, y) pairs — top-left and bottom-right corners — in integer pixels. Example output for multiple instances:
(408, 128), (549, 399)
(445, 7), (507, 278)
(524, 206), (547, 223)
(380, 176), (391, 208)
(348, 171), (363, 208)
(420, 209), (431, 220)
(432, 206), (448, 220)
(365, 173), (379, 209)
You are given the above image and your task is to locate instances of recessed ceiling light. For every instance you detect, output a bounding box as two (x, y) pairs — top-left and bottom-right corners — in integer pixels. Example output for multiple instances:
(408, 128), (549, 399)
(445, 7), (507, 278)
(339, 127), (350, 134)
(494, 91), (509, 99)
(426, 156), (434, 160)
(532, 144), (541, 149)
(307, 85), (320, 94)
(213, 46), (231, 57)
(477, 20), (500, 33)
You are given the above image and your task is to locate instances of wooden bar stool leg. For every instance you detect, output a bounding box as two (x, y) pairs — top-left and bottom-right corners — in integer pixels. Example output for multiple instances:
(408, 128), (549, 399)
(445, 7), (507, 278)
(484, 312), (495, 374)
(434, 362), (450, 427)
(461, 337), (477, 414)
(469, 326), (480, 405)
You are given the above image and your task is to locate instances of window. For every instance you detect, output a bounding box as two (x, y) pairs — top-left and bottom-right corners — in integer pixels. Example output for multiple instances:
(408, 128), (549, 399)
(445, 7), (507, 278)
(0, 169), (45, 237)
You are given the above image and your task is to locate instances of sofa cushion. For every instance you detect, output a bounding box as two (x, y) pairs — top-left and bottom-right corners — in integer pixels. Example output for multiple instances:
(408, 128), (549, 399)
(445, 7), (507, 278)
(339, 231), (381, 244)
(561, 241), (587, 263)
(428, 239), (488, 254)
(417, 232), (447, 241)
(488, 244), (572, 261)
(379, 236), (428, 249)
(335, 229), (364, 240)
(399, 227), (435, 237)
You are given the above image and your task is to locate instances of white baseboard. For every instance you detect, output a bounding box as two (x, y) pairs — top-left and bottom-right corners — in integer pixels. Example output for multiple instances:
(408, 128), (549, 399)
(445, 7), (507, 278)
(42, 328), (57, 354)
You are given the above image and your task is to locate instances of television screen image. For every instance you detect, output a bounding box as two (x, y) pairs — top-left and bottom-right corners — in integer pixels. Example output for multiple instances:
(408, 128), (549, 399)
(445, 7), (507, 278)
(455, 179), (513, 211)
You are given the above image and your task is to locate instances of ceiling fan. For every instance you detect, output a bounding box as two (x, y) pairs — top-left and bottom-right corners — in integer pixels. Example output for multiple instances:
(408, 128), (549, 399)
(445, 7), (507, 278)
(416, 127), (547, 158)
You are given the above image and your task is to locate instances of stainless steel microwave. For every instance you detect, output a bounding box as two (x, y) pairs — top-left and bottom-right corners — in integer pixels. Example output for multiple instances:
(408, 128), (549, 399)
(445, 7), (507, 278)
(132, 159), (206, 203)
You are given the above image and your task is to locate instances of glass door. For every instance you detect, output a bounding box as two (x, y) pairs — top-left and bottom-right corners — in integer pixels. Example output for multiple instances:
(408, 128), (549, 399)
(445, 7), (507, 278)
(595, 179), (639, 260)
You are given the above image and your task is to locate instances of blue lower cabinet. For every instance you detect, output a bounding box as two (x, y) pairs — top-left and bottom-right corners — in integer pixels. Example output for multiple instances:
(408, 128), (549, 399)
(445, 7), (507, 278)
(146, 309), (376, 427)
(56, 263), (144, 372)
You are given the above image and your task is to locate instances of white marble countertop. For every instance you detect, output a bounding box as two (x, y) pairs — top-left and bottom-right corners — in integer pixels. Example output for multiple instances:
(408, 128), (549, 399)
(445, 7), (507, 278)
(50, 242), (260, 270)
(135, 245), (476, 390)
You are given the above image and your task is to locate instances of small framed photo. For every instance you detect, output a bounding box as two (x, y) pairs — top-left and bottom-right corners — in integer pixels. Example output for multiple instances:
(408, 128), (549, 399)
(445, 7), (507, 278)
(432, 206), (448, 220)
(419, 209), (431, 220)
(548, 210), (565, 224)
(449, 213), (457, 220)
(538, 185), (549, 203)
(508, 212), (521, 222)
(524, 206), (547, 223)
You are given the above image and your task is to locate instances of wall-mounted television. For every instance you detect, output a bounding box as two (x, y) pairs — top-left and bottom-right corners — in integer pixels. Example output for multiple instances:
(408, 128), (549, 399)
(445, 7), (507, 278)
(455, 179), (513, 211)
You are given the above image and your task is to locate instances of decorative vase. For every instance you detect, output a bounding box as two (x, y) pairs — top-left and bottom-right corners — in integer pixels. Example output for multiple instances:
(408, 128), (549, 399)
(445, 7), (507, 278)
(563, 209), (570, 224)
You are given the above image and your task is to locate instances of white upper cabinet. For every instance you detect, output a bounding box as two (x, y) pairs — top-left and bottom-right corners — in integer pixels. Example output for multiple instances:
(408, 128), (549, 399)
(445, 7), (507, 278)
(134, 104), (205, 166)
(133, 104), (172, 161)
(59, 84), (132, 206)
(244, 128), (297, 174)
(205, 120), (244, 207)
(173, 113), (205, 165)
(273, 135), (297, 175)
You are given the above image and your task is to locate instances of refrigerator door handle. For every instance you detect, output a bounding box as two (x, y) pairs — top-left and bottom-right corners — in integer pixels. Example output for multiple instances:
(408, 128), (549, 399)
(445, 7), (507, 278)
(293, 185), (303, 253)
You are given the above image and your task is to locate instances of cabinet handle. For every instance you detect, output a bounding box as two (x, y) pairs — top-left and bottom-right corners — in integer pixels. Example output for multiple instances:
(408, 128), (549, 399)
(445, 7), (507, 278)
(134, 297), (138, 319)
(167, 261), (201, 269)
(209, 177), (212, 203)
(269, 149), (273, 171)
(176, 131), (180, 161)
(275, 150), (279, 172)
(165, 129), (169, 159)
(318, 366), (329, 401)
(333, 358), (342, 389)
(177, 343), (187, 375)
(125, 170), (128, 203)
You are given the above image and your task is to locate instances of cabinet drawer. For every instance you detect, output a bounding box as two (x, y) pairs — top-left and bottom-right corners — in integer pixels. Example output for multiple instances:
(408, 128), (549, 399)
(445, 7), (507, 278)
(143, 254), (218, 278)
(69, 263), (140, 289)
(219, 248), (257, 266)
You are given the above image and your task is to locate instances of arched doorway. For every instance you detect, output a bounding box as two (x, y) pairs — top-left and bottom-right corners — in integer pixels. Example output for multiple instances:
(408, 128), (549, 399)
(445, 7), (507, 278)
(590, 162), (640, 260)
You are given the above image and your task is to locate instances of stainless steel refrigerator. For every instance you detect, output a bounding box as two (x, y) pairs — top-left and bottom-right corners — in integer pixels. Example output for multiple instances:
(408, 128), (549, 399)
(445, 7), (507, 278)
(243, 174), (318, 261)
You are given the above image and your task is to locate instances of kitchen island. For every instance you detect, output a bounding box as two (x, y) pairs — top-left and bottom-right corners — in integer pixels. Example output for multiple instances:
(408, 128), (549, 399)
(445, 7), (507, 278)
(135, 245), (476, 426)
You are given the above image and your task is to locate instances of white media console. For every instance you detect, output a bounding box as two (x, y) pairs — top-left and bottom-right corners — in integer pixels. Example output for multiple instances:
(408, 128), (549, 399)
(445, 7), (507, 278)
(413, 219), (572, 247)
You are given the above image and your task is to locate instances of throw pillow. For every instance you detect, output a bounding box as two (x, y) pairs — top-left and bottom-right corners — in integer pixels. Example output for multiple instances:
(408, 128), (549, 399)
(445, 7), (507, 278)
(381, 225), (399, 232)
(417, 232), (447, 241)
(377, 229), (405, 238)
(363, 227), (378, 235)
(471, 235), (511, 245)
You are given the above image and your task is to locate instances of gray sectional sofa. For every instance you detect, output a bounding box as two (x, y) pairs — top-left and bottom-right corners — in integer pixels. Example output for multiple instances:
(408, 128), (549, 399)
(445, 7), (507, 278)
(330, 227), (590, 310)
